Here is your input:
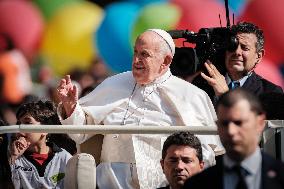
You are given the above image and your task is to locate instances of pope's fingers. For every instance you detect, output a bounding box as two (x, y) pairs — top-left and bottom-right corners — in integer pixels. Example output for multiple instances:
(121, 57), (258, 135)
(71, 84), (77, 94)
(65, 75), (72, 85)
(57, 79), (74, 95)
(56, 89), (66, 99)
(58, 78), (67, 90)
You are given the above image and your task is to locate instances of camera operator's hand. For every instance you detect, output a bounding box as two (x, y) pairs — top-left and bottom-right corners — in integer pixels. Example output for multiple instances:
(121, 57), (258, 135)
(201, 60), (229, 97)
(57, 75), (78, 118)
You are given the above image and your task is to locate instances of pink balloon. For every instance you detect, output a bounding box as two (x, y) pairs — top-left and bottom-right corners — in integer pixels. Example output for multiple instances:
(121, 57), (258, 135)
(255, 58), (284, 89)
(171, 0), (232, 47)
(0, 0), (44, 61)
(172, 0), (232, 31)
(240, 0), (284, 64)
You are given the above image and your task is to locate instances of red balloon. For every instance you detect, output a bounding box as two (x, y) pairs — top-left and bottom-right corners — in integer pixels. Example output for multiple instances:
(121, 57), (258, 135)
(171, 0), (232, 47)
(255, 58), (284, 89)
(0, 0), (44, 61)
(240, 0), (284, 65)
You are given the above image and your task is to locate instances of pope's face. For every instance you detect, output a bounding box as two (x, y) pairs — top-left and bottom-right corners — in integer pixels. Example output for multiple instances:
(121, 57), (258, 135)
(132, 31), (169, 85)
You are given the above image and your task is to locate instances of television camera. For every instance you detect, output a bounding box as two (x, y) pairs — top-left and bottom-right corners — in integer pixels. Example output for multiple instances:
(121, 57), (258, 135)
(168, 0), (239, 78)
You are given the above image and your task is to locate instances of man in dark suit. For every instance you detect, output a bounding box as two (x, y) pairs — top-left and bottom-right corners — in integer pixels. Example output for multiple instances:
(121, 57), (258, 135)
(193, 22), (283, 104)
(158, 132), (204, 189)
(183, 89), (284, 189)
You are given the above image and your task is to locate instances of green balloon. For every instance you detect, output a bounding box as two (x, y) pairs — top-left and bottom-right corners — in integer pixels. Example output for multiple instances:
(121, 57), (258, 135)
(131, 2), (181, 45)
(33, 0), (80, 21)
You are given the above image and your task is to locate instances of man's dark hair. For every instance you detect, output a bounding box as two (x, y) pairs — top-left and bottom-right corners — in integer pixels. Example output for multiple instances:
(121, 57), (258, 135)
(216, 88), (264, 115)
(232, 21), (264, 52)
(162, 132), (203, 161)
(16, 100), (61, 125)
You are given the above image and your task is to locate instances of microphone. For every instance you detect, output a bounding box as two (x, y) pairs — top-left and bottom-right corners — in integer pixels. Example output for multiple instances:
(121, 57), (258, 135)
(167, 30), (187, 39)
(167, 30), (199, 43)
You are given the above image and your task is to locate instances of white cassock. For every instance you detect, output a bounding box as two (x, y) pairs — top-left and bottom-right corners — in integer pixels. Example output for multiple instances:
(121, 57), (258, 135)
(59, 70), (224, 189)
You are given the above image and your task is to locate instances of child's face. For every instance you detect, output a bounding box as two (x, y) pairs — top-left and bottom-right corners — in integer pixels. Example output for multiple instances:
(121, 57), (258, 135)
(16, 114), (47, 145)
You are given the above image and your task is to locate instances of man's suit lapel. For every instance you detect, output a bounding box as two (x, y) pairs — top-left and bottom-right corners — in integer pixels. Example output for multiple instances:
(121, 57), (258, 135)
(193, 161), (224, 189)
(242, 72), (261, 94)
(183, 155), (224, 189)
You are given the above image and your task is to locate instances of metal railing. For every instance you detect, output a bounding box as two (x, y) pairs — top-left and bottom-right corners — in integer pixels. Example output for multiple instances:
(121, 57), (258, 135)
(1, 121), (284, 161)
(0, 120), (283, 135)
(0, 125), (218, 135)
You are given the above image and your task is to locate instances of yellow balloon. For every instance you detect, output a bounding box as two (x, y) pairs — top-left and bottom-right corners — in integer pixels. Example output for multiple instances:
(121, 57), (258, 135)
(40, 2), (103, 76)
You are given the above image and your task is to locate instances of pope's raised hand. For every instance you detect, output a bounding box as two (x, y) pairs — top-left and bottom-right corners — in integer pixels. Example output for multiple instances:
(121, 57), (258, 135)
(57, 75), (78, 117)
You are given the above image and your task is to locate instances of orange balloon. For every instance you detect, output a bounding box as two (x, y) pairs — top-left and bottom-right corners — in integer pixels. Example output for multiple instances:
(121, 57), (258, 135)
(0, 50), (32, 104)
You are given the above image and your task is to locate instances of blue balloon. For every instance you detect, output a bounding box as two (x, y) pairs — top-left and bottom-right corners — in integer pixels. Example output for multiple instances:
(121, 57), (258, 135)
(95, 2), (140, 73)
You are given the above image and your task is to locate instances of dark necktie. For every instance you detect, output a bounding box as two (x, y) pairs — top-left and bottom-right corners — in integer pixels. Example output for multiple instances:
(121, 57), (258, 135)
(233, 165), (248, 189)
(228, 81), (240, 90)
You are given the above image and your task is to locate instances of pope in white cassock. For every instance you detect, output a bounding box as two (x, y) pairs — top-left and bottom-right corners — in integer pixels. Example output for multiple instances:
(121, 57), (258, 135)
(56, 29), (224, 189)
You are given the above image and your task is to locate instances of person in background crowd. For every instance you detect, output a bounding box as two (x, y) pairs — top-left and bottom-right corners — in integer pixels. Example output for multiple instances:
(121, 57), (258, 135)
(89, 57), (110, 85)
(8, 101), (72, 189)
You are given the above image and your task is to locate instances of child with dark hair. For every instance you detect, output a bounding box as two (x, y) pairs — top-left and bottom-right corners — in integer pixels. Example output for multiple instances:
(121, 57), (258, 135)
(16, 100), (77, 155)
(9, 100), (72, 189)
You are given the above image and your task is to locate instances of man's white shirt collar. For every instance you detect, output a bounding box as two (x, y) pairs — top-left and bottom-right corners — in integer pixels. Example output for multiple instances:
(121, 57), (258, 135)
(223, 147), (262, 175)
(225, 73), (250, 87)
